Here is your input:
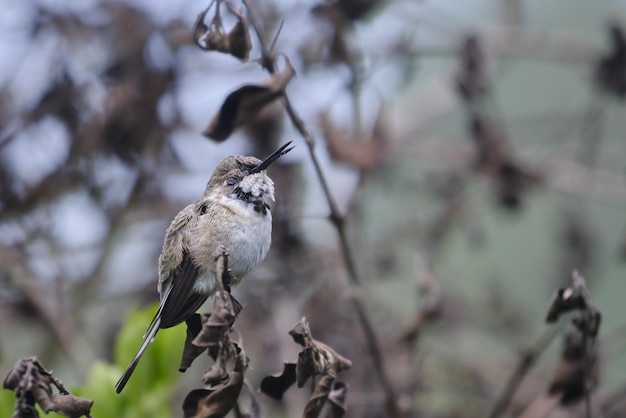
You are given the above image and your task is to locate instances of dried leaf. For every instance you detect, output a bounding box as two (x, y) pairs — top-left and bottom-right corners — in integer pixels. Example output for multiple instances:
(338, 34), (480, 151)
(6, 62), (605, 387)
(302, 374), (335, 418)
(327, 382), (348, 418)
(180, 314), (206, 372)
(289, 318), (351, 388)
(548, 330), (599, 405)
(182, 341), (247, 418)
(225, 7), (251, 61)
(193, 6), (212, 48)
(201, 340), (240, 388)
(192, 291), (236, 347)
(50, 393), (94, 418)
(203, 58), (295, 141)
(32, 383), (55, 413)
(259, 363), (297, 400)
(319, 108), (389, 170)
(546, 271), (594, 323)
(194, 2), (251, 62)
(3, 357), (92, 418)
(183, 389), (212, 418)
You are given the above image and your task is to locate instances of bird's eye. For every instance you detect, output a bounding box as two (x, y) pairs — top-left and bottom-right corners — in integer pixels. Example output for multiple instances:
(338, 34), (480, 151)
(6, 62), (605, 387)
(226, 177), (237, 185)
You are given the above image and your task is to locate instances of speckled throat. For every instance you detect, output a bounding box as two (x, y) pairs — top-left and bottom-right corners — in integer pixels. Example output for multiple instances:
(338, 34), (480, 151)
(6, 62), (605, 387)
(233, 187), (270, 215)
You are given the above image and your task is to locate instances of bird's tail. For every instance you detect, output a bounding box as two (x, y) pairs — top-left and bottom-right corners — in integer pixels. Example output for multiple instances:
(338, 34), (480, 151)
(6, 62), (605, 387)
(114, 314), (161, 394)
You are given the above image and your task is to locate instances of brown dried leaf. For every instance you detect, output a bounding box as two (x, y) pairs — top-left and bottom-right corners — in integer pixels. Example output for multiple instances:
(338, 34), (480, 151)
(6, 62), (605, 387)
(302, 374), (335, 418)
(12, 407), (39, 418)
(4, 357), (92, 418)
(194, 2), (251, 62)
(548, 330), (599, 405)
(32, 383), (55, 413)
(182, 342), (247, 418)
(201, 340), (240, 388)
(327, 382), (348, 418)
(183, 389), (212, 418)
(225, 7), (251, 61)
(50, 393), (94, 418)
(192, 291), (236, 347)
(289, 318), (351, 387)
(259, 363), (297, 400)
(193, 6), (212, 48)
(289, 318), (314, 347)
(545, 271), (592, 323)
(3, 358), (28, 390)
(203, 58), (295, 141)
(180, 314), (206, 372)
(319, 108), (389, 170)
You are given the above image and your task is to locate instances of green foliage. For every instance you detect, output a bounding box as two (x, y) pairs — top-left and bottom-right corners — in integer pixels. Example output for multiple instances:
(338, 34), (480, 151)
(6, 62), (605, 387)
(72, 304), (187, 418)
(0, 388), (17, 417)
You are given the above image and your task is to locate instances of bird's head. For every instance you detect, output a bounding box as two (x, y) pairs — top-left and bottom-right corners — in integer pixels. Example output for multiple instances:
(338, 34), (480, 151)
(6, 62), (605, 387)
(205, 141), (294, 204)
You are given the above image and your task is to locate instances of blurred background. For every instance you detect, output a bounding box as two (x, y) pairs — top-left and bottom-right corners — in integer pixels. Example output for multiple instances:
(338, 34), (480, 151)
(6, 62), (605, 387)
(1, 0), (626, 416)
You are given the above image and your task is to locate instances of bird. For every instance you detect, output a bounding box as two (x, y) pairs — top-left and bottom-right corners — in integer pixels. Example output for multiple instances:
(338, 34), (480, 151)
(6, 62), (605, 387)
(115, 141), (294, 393)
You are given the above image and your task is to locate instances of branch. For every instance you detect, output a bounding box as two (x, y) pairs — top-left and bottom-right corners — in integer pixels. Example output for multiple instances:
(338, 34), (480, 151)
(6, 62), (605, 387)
(242, 1), (403, 416)
(488, 324), (563, 418)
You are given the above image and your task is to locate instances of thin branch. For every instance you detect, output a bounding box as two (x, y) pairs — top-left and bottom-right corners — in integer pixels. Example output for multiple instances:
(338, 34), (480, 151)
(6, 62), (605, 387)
(242, 1), (403, 416)
(488, 324), (564, 418)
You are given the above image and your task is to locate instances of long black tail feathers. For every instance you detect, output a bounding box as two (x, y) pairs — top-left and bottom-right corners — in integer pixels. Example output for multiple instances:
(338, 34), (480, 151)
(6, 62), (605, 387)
(114, 316), (161, 394)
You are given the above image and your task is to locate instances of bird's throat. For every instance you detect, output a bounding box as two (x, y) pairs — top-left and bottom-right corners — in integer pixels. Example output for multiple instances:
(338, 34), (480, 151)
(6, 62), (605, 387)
(231, 188), (270, 216)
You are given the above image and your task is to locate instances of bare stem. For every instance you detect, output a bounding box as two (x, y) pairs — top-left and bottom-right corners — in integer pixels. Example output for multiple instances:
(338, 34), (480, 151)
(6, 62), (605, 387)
(489, 324), (563, 418)
(242, 1), (402, 416)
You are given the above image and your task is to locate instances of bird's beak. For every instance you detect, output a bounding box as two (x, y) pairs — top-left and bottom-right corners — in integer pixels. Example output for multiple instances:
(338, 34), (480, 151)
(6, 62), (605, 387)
(249, 141), (295, 174)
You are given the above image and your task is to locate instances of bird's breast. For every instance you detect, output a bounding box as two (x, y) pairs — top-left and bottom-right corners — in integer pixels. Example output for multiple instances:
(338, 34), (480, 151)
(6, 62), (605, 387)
(188, 196), (272, 295)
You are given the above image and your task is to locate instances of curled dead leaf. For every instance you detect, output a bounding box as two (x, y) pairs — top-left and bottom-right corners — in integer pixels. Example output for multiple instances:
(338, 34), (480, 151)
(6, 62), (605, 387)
(192, 292), (236, 347)
(548, 330), (599, 405)
(319, 107), (390, 170)
(545, 271), (593, 324)
(327, 382), (348, 418)
(193, 2), (251, 62)
(180, 314), (206, 372)
(259, 362), (297, 400)
(51, 394), (94, 418)
(289, 317), (352, 387)
(203, 57), (295, 141)
(3, 357), (93, 418)
(302, 374), (335, 418)
(182, 340), (247, 418)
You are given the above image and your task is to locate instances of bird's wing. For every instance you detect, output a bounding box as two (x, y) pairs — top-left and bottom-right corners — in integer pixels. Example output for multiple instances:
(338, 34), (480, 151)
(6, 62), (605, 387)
(158, 205), (196, 294)
(159, 251), (208, 328)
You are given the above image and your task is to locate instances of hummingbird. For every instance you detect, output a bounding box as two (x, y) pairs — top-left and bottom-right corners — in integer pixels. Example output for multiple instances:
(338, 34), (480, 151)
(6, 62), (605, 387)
(115, 141), (294, 394)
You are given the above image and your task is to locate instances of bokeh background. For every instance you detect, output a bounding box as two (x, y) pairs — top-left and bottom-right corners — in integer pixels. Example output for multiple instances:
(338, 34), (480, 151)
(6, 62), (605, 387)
(1, 0), (626, 417)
